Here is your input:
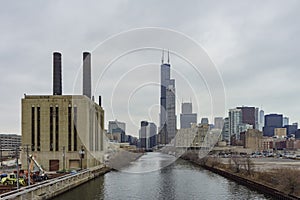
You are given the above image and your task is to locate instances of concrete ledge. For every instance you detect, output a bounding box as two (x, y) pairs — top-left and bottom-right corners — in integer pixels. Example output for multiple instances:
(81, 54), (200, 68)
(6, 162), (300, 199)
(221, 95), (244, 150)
(0, 165), (110, 200)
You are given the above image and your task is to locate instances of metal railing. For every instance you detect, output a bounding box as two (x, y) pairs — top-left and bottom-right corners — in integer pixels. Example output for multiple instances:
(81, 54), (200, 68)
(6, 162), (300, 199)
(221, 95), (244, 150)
(0, 169), (90, 200)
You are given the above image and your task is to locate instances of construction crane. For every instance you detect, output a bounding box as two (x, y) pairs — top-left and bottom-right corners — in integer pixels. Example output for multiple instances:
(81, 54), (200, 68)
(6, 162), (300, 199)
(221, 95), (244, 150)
(28, 155), (48, 181)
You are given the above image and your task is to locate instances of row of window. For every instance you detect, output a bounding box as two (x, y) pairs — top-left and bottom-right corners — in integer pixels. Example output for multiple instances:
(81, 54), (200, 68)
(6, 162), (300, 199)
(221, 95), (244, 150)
(31, 106), (77, 152)
(31, 105), (103, 152)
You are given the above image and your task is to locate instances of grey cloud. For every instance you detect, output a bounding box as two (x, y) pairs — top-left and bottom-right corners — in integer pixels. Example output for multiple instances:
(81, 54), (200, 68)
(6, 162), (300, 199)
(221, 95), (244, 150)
(0, 0), (299, 135)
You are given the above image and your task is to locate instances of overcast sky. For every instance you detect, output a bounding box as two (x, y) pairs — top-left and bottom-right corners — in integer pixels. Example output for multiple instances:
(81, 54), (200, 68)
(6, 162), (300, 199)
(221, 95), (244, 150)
(1, 0), (299, 136)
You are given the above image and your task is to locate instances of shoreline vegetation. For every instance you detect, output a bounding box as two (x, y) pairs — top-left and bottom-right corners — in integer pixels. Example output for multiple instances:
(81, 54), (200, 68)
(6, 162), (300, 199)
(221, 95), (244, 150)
(181, 151), (300, 200)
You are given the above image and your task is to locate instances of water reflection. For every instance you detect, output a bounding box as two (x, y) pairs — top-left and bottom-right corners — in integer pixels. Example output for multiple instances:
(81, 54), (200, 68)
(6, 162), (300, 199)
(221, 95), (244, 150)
(54, 152), (271, 200)
(121, 152), (177, 173)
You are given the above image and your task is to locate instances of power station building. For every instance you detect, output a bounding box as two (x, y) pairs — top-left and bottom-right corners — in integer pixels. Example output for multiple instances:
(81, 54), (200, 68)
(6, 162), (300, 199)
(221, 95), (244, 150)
(21, 52), (105, 171)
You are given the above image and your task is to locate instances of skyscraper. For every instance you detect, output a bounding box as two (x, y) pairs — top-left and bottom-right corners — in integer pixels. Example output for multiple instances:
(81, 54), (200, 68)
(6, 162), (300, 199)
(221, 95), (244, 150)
(229, 108), (242, 140)
(214, 117), (224, 130)
(221, 117), (230, 143)
(259, 109), (264, 131)
(200, 118), (209, 125)
(108, 120), (126, 134)
(140, 121), (157, 150)
(236, 106), (258, 129)
(263, 114), (283, 137)
(180, 102), (197, 129)
(283, 117), (289, 126)
(159, 50), (176, 144)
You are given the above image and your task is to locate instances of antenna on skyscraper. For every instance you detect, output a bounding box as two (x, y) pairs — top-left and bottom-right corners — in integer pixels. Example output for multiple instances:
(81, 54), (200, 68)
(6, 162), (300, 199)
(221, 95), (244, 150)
(167, 49), (170, 64)
(161, 49), (164, 64)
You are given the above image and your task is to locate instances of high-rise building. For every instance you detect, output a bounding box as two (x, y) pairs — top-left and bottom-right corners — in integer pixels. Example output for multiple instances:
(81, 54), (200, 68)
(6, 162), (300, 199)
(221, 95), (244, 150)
(182, 103), (192, 114)
(295, 129), (300, 139)
(221, 117), (230, 143)
(108, 120), (126, 134)
(236, 106), (258, 129)
(229, 108), (242, 140)
(139, 121), (157, 150)
(259, 109), (264, 131)
(283, 117), (289, 126)
(166, 79), (176, 143)
(159, 51), (176, 144)
(263, 114), (283, 137)
(110, 128), (125, 143)
(180, 102), (197, 129)
(214, 117), (224, 130)
(201, 118), (209, 125)
(284, 124), (298, 136)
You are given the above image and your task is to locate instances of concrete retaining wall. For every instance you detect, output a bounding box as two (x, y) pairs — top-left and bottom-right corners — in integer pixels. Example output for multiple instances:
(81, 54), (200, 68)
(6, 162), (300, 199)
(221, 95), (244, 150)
(0, 165), (110, 200)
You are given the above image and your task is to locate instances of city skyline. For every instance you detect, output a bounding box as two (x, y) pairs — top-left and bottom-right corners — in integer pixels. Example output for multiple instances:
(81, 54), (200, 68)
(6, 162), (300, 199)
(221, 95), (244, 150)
(1, 1), (300, 136)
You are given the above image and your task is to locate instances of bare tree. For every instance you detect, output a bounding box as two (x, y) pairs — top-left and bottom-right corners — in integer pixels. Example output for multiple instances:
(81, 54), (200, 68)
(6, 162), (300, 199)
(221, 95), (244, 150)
(243, 156), (254, 175)
(231, 155), (242, 173)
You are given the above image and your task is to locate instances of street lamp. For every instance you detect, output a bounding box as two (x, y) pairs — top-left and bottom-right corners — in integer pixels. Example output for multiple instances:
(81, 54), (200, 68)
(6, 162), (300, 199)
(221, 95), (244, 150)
(62, 146), (65, 172)
(79, 146), (85, 170)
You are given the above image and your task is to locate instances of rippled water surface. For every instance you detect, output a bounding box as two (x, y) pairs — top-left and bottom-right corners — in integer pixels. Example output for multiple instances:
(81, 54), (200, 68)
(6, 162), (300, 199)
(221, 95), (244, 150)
(54, 152), (270, 200)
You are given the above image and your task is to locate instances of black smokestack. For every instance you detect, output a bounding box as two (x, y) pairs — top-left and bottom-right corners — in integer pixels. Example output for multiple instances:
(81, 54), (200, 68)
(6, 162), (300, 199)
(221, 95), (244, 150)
(53, 52), (62, 95)
(99, 96), (102, 106)
(83, 52), (91, 98)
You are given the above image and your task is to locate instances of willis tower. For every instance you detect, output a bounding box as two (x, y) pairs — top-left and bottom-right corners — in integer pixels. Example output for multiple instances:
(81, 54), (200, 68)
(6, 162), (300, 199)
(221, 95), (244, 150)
(159, 50), (176, 144)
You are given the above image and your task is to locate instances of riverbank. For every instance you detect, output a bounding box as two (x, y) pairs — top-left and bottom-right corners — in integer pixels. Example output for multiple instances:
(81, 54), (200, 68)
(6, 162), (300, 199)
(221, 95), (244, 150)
(107, 150), (144, 170)
(181, 151), (300, 200)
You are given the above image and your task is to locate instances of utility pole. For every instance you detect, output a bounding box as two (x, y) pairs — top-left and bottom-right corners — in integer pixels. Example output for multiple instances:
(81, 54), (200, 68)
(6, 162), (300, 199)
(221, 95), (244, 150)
(62, 146), (65, 172)
(15, 146), (19, 190)
(25, 144), (30, 186)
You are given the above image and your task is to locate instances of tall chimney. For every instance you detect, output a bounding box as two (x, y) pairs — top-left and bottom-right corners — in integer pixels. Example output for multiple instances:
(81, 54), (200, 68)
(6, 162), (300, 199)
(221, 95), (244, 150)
(83, 52), (91, 98)
(53, 52), (62, 95)
(99, 96), (102, 106)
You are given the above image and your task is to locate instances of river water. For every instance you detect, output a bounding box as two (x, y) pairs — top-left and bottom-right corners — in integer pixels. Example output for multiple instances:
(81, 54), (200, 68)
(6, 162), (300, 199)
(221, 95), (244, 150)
(53, 152), (270, 200)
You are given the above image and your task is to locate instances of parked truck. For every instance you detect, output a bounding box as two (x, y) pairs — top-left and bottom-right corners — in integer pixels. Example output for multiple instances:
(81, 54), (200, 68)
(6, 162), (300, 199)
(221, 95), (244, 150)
(1, 173), (26, 186)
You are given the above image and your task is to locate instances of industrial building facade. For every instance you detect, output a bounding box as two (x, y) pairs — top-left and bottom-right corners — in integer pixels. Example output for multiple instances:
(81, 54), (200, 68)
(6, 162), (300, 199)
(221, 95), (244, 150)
(21, 52), (105, 171)
(21, 95), (104, 171)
